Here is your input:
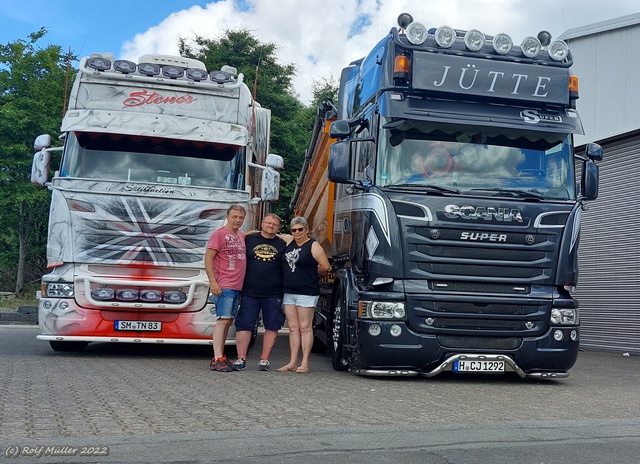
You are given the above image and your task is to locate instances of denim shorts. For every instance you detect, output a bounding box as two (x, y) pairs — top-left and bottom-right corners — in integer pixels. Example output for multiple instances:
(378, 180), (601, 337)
(235, 295), (285, 331)
(283, 293), (319, 308)
(211, 289), (241, 319)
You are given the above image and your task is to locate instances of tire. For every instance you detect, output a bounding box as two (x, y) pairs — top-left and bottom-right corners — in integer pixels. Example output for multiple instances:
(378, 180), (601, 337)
(49, 341), (89, 352)
(330, 287), (349, 371)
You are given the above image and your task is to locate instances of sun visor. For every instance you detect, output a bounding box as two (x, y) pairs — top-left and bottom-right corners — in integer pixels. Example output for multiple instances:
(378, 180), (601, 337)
(381, 94), (584, 135)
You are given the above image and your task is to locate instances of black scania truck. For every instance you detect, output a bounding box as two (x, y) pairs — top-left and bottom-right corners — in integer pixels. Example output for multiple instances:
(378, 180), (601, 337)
(291, 13), (602, 378)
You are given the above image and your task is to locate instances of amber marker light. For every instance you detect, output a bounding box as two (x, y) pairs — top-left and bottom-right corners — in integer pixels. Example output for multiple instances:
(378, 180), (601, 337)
(393, 54), (410, 84)
(569, 76), (579, 98)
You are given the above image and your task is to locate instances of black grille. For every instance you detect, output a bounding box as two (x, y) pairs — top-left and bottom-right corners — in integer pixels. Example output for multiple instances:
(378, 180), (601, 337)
(423, 263), (540, 278)
(428, 302), (539, 315)
(428, 281), (530, 294)
(438, 335), (521, 350)
(434, 318), (526, 330)
(421, 245), (545, 262)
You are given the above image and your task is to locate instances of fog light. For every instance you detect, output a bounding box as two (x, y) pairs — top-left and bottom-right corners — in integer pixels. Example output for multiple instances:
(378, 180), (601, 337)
(116, 289), (139, 301)
(42, 300), (52, 310)
(390, 324), (402, 337)
(59, 301), (69, 310)
(140, 289), (163, 302)
(92, 287), (115, 300)
(369, 324), (381, 336)
(570, 330), (578, 341)
(553, 329), (564, 341)
(164, 291), (187, 303)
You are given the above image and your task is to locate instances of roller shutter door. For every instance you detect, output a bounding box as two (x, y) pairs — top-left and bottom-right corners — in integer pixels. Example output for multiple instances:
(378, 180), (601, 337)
(576, 133), (640, 354)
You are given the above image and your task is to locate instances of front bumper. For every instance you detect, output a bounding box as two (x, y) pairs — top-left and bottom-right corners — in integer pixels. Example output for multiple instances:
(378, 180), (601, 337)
(352, 320), (579, 378)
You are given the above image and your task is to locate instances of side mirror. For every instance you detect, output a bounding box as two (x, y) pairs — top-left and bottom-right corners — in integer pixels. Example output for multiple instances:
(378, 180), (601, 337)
(31, 149), (51, 186)
(260, 167), (280, 201)
(34, 134), (52, 151)
(266, 153), (284, 170)
(328, 141), (352, 184)
(263, 153), (283, 201)
(581, 159), (599, 201)
(585, 142), (603, 162)
(329, 120), (350, 140)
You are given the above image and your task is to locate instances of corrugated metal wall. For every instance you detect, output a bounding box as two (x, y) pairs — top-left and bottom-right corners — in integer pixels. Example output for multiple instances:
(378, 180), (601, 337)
(577, 134), (640, 353)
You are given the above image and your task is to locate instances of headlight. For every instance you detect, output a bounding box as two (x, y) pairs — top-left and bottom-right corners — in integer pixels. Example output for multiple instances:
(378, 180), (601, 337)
(406, 22), (428, 45)
(521, 36), (542, 58)
(360, 301), (406, 319)
(550, 308), (578, 325)
(435, 25), (457, 48)
(45, 283), (74, 298)
(464, 29), (485, 51)
(548, 40), (569, 61)
(492, 33), (513, 55)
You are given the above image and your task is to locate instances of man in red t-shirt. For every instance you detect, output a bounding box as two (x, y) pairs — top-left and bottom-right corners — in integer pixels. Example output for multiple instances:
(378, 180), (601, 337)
(204, 204), (247, 372)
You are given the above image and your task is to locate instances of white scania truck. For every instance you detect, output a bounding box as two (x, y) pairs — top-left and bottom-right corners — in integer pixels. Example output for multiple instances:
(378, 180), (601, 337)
(31, 52), (283, 351)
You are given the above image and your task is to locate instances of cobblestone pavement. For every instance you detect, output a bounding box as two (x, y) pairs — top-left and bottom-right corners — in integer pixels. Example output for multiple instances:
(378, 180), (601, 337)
(1, 325), (640, 445)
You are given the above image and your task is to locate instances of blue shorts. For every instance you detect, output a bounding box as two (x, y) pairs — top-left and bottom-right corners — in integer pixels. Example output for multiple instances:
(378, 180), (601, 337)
(236, 295), (285, 331)
(283, 293), (319, 308)
(211, 289), (241, 319)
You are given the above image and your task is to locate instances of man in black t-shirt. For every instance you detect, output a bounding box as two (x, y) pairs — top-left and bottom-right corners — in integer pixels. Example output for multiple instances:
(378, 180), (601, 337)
(232, 213), (289, 371)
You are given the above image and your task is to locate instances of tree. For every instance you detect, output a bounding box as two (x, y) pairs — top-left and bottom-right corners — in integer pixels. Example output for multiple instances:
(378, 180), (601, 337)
(178, 29), (310, 219)
(0, 29), (72, 295)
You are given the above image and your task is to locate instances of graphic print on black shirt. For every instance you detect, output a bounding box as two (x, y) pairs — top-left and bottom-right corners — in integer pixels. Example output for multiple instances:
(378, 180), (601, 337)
(243, 234), (286, 298)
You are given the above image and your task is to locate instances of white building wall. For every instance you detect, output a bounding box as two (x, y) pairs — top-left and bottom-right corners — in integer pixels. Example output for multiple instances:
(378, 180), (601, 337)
(560, 13), (640, 145)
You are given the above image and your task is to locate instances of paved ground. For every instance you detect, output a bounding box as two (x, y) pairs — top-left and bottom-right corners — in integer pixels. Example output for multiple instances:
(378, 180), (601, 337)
(2, 325), (640, 438)
(1, 324), (639, 463)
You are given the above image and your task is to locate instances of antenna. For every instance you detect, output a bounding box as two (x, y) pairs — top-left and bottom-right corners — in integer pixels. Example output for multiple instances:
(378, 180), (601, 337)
(62, 47), (72, 117)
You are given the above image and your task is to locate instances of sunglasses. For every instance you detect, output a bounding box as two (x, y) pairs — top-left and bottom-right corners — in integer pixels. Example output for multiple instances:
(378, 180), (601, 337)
(291, 227), (305, 233)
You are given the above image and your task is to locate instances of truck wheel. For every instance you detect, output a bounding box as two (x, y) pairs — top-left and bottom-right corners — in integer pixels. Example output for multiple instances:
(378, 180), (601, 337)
(330, 289), (349, 371)
(49, 341), (89, 352)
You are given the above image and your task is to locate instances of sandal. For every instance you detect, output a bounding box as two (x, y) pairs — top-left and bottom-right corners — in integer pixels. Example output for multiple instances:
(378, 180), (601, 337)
(277, 365), (296, 372)
(295, 366), (310, 373)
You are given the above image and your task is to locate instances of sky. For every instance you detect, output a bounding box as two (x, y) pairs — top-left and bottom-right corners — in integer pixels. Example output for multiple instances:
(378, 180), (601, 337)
(1, 0), (639, 105)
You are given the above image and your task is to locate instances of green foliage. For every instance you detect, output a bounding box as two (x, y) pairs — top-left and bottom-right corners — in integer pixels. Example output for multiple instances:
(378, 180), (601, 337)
(0, 29), (74, 293)
(179, 29), (317, 220)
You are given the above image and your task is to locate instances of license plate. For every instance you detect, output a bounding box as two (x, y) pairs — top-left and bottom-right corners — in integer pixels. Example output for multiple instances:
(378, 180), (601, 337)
(114, 320), (162, 331)
(453, 360), (504, 373)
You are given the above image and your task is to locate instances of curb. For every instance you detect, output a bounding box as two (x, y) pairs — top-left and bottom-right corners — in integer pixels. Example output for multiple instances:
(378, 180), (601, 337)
(0, 306), (38, 325)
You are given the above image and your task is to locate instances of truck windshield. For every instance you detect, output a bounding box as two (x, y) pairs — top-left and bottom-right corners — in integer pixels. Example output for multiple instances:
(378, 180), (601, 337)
(377, 119), (576, 200)
(60, 131), (246, 189)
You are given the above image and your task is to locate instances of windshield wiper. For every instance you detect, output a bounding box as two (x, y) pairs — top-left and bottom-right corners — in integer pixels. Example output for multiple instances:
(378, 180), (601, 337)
(470, 188), (543, 199)
(386, 184), (460, 194)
